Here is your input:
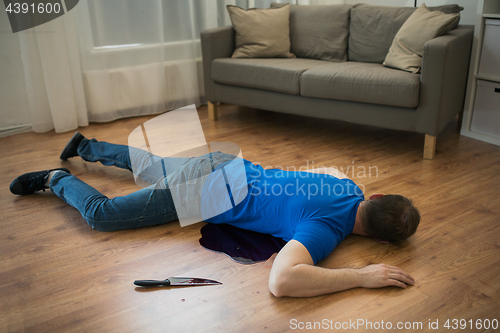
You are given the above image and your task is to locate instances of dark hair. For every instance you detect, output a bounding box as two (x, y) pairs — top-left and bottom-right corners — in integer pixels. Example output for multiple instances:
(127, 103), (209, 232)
(361, 195), (420, 242)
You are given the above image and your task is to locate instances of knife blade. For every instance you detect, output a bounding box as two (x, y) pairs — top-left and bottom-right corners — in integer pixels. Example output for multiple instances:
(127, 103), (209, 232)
(134, 277), (222, 287)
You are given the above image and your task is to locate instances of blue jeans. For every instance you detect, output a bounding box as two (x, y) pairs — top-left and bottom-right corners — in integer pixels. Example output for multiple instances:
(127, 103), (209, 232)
(49, 138), (234, 231)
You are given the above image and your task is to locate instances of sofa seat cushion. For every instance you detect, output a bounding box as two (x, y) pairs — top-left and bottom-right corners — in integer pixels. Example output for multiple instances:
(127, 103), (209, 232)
(300, 62), (420, 108)
(212, 58), (327, 95)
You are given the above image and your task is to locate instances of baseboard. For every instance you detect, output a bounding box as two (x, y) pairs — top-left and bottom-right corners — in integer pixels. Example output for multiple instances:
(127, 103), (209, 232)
(0, 125), (32, 138)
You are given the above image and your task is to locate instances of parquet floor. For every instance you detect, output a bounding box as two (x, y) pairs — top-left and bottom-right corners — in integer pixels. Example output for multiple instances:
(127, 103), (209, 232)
(1, 104), (499, 332)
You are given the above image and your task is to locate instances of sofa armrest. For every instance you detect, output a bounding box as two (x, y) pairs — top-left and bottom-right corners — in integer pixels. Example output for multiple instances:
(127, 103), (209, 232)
(201, 26), (235, 102)
(415, 25), (474, 136)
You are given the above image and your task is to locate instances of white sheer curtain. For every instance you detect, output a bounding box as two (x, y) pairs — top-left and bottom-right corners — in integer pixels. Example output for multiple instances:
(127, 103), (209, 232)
(76, 0), (208, 122)
(18, 10), (88, 133)
(15, 0), (335, 133)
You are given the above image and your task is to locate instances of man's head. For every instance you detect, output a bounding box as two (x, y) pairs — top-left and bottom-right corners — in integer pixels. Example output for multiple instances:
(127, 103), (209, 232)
(361, 194), (420, 242)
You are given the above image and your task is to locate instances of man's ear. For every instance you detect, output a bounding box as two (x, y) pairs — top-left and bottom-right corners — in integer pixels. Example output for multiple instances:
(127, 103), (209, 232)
(369, 193), (384, 200)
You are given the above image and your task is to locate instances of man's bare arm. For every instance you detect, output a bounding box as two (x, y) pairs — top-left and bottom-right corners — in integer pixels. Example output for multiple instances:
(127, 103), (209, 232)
(268, 240), (415, 298)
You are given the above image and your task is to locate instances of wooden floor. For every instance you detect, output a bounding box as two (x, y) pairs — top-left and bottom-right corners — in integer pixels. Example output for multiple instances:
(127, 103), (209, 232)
(1, 104), (499, 332)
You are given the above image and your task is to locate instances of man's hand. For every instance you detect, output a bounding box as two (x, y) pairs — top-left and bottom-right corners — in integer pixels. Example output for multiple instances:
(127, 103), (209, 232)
(359, 264), (415, 289)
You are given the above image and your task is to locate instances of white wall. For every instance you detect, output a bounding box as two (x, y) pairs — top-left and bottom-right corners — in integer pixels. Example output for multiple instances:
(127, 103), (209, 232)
(0, 9), (32, 136)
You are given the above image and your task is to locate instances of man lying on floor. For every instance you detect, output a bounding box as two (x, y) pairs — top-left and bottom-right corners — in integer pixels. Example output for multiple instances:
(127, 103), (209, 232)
(10, 132), (420, 297)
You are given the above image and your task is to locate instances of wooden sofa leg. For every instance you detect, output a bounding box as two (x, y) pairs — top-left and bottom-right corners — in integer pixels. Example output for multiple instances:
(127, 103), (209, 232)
(423, 134), (436, 160)
(208, 101), (218, 121)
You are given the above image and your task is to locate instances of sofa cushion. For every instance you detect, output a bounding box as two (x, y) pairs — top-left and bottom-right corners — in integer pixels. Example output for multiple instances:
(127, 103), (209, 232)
(226, 4), (295, 58)
(383, 4), (460, 73)
(271, 3), (351, 62)
(348, 4), (464, 63)
(212, 58), (327, 95)
(300, 62), (420, 108)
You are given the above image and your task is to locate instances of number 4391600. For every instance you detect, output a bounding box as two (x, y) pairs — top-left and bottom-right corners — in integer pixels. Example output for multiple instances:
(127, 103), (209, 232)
(5, 2), (62, 14)
(444, 319), (498, 330)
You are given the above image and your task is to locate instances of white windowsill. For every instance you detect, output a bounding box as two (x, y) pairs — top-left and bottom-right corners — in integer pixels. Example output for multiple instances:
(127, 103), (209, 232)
(91, 39), (201, 54)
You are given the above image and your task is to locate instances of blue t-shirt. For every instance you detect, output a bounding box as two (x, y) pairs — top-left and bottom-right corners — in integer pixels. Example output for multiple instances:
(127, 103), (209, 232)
(200, 159), (364, 264)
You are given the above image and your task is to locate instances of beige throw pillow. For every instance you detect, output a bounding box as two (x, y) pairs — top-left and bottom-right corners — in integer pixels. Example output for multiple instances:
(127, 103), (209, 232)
(383, 4), (460, 73)
(227, 4), (295, 58)
(349, 4), (463, 64)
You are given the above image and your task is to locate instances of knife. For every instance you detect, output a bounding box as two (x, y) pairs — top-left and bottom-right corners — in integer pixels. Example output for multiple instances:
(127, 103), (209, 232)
(134, 277), (222, 287)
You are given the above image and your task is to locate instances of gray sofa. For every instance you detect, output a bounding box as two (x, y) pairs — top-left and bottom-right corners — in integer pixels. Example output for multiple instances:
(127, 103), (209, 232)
(201, 4), (474, 159)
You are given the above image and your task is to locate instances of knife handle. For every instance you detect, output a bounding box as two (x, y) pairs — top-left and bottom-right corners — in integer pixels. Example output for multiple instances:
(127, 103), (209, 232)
(134, 279), (171, 287)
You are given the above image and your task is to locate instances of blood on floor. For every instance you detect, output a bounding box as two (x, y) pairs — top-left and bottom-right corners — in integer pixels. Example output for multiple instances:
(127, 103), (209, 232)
(199, 223), (287, 264)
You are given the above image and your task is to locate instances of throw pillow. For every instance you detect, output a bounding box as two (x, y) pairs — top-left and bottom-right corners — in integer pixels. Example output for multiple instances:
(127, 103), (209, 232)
(383, 4), (460, 73)
(227, 4), (295, 58)
(271, 3), (351, 62)
(348, 4), (463, 64)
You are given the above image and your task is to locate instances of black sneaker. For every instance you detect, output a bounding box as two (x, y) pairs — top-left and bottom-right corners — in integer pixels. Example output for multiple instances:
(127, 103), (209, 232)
(60, 131), (85, 160)
(9, 168), (70, 195)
